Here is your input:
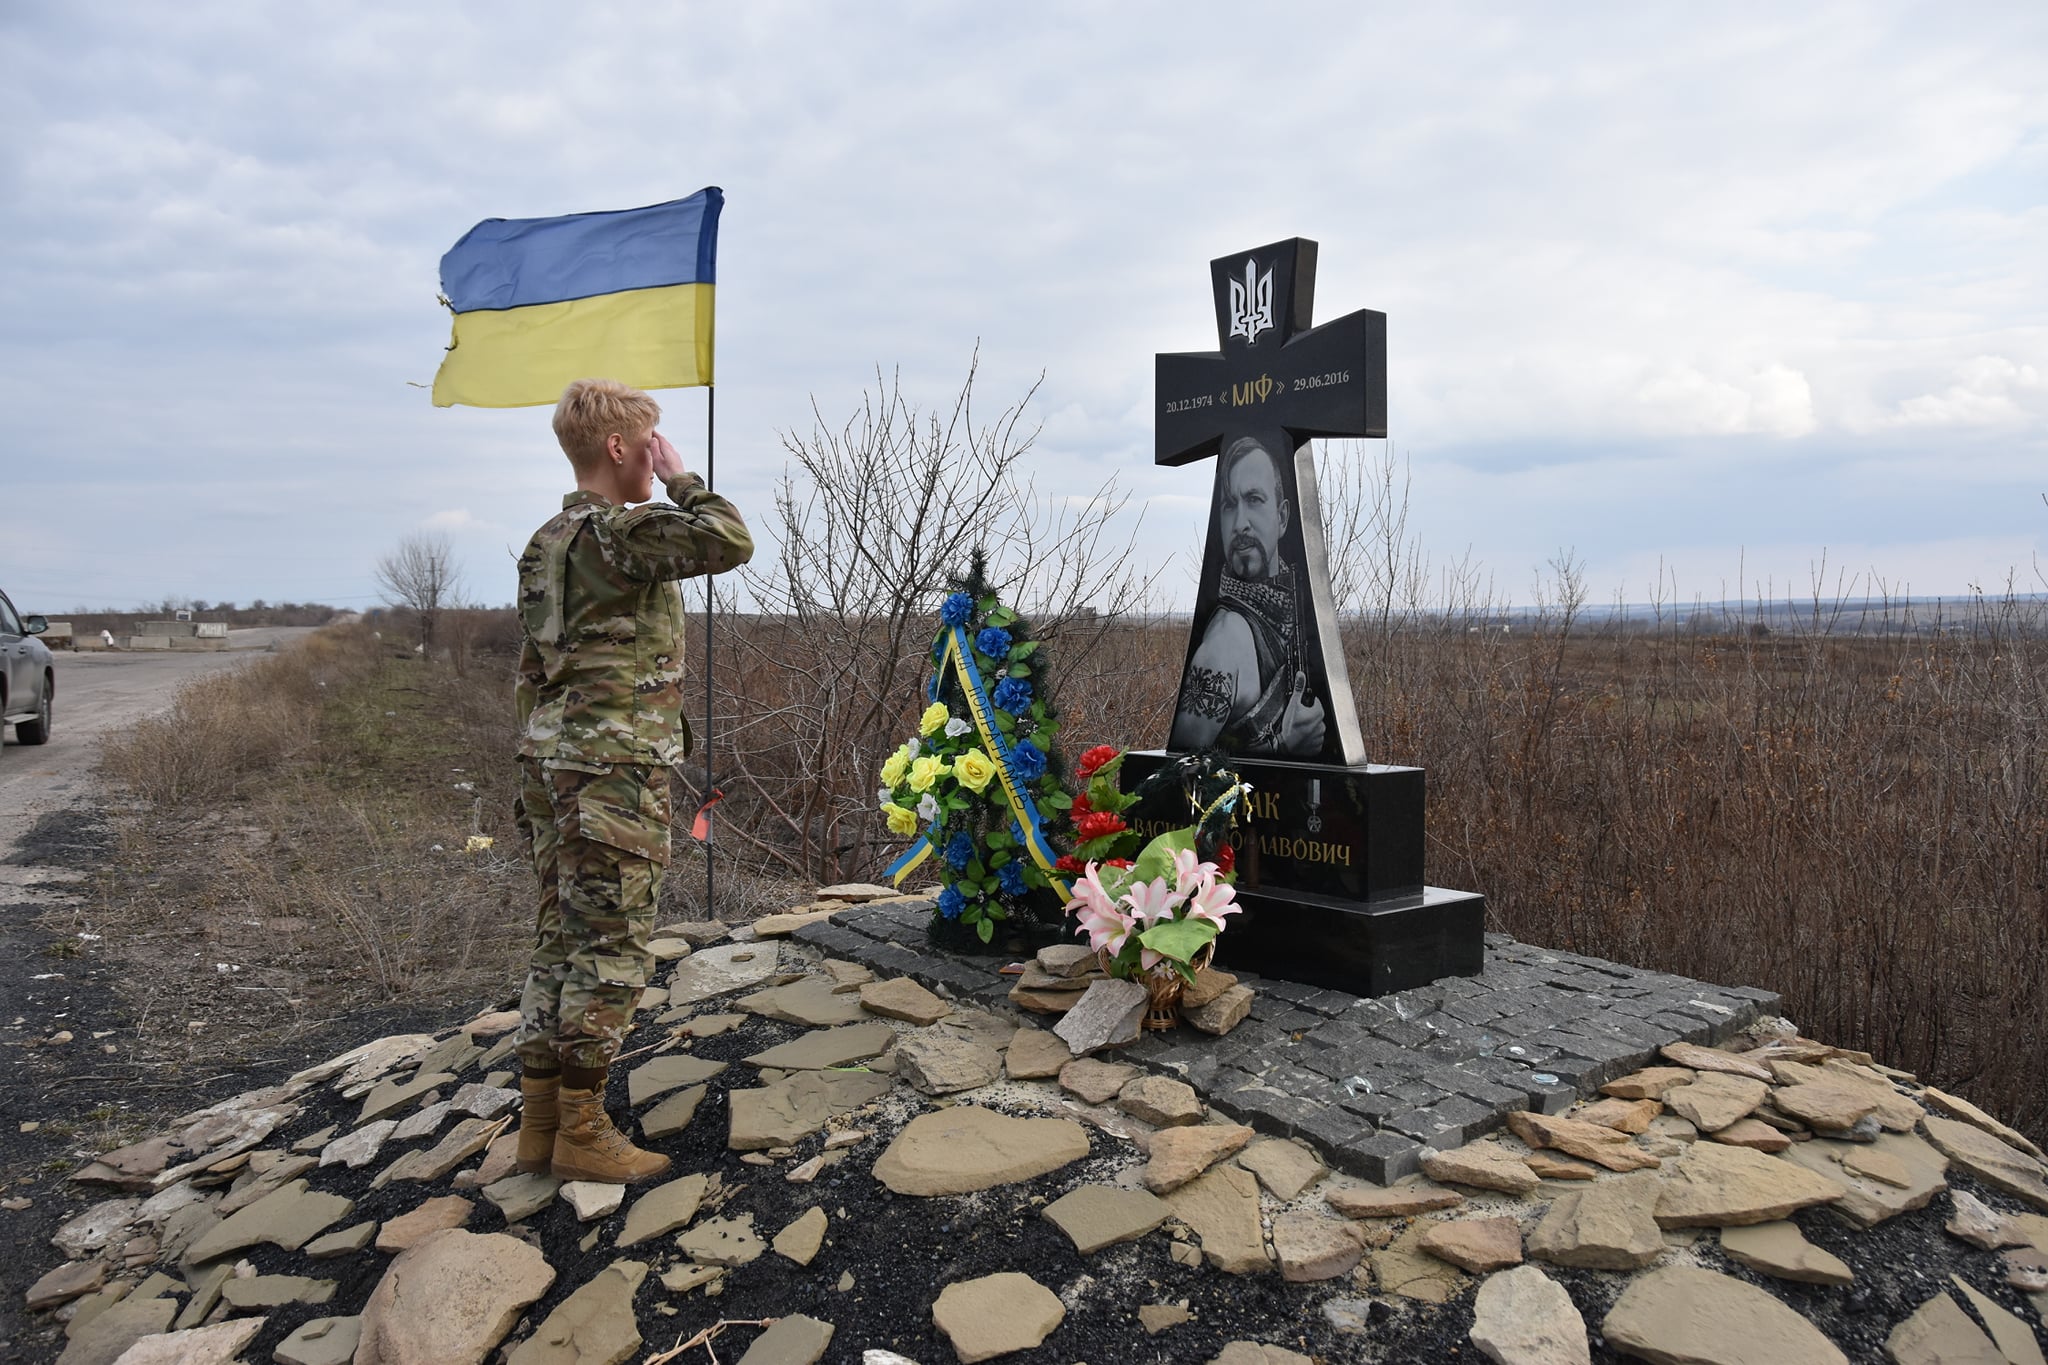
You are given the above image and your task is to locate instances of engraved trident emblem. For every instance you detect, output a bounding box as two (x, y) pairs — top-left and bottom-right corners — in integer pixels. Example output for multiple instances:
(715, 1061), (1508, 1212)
(1228, 256), (1275, 343)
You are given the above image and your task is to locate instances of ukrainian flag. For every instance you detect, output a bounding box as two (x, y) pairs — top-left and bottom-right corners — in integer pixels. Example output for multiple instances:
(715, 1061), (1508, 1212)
(432, 188), (722, 408)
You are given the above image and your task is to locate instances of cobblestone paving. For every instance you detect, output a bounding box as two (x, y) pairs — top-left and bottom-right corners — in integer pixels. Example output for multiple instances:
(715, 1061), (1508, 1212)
(795, 900), (1782, 1182)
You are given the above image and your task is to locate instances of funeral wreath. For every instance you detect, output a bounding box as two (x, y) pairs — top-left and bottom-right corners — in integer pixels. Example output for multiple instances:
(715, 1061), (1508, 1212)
(876, 567), (1071, 943)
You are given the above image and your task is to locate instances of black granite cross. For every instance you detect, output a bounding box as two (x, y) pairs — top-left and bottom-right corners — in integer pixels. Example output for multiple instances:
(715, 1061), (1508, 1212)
(1157, 238), (1384, 766)
(1154, 237), (1386, 467)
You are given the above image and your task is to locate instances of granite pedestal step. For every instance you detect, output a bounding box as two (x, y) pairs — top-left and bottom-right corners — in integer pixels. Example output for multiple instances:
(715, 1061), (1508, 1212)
(793, 900), (1781, 1184)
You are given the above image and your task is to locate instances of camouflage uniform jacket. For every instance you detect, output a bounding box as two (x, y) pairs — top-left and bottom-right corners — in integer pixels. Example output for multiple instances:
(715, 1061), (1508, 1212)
(515, 473), (753, 768)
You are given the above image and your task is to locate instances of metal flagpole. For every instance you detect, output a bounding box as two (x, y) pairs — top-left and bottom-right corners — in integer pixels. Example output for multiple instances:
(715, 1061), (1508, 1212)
(703, 384), (717, 918)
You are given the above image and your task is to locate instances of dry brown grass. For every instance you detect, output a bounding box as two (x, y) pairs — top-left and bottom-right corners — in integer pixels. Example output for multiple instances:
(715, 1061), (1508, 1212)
(680, 596), (2048, 1143)
(94, 625), (533, 1033)
(89, 592), (2048, 1146)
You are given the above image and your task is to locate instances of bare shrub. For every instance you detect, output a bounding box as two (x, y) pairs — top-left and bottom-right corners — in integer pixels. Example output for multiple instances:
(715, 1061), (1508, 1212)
(685, 355), (1156, 885)
(374, 532), (464, 650)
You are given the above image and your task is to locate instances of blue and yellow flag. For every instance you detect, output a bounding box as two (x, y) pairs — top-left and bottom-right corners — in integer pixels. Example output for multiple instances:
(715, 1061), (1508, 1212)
(432, 188), (722, 408)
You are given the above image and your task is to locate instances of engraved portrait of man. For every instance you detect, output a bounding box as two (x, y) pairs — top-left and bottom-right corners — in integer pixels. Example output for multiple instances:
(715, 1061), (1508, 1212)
(1170, 434), (1328, 757)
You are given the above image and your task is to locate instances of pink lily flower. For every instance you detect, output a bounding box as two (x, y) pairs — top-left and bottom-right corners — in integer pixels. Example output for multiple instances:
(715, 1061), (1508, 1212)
(1187, 877), (1240, 927)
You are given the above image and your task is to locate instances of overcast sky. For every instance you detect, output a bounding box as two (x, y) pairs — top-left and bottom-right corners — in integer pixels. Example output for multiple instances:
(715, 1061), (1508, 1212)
(2, 2), (2043, 614)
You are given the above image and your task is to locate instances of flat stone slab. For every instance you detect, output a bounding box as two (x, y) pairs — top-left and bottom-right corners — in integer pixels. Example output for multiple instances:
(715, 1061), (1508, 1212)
(734, 1313), (835, 1365)
(873, 1106), (1090, 1195)
(1060, 1058), (1140, 1105)
(1372, 1221), (1468, 1303)
(1778, 1131), (1949, 1228)
(1605, 1266), (1849, 1365)
(181, 1179), (353, 1265)
(1469, 1265), (1590, 1365)
(729, 1070), (893, 1151)
(1655, 1141), (1845, 1227)
(273, 1315), (360, 1365)
(678, 1215), (765, 1266)
(560, 1181), (625, 1222)
(1325, 1179), (1464, 1219)
(356, 1229), (554, 1365)
(1238, 1139), (1326, 1200)
(893, 1031), (1002, 1095)
(618, 1174), (709, 1247)
(1142, 1123), (1254, 1194)
(1167, 1163), (1269, 1274)
(1053, 978), (1147, 1054)
(739, 976), (867, 1027)
(669, 942), (782, 1005)
(933, 1272), (1066, 1363)
(1662, 1073), (1767, 1133)
(1527, 1170), (1665, 1271)
(859, 977), (952, 1025)
(1720, 1220), (1853, 1285)
(1043, 1184), (1170, 1254)
(1274, 1211), (1368, 1282)
(743, 1023), (895, 1071)
(375, 1194), (471, 1251)
(358, 1070), (455, 1124)
(1005, 1027), (1075, 1079)
(640, 1084), (708, 1139)
(1118, 1075), (1204, 1126)
(1922, 1115), (2048, 1211)
(626, 1055), (727, 1106)
(482, 1173), (561, 1224)
(111, 1318), (263, 1365)
(505, 1259), (647, 1365)
(305, 1221), (378, 1258)
(771, 1207), (828, 1265)
(1423, 1139), (1541, 1194)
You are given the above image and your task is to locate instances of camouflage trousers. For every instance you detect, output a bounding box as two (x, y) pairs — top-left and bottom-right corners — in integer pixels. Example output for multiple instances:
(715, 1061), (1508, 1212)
(512, 759), (672, 1072)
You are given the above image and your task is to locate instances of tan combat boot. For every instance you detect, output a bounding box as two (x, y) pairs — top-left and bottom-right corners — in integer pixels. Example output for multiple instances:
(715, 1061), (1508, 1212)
(514, 1073), (560, 1174)
(552, 1085), (672, 1184)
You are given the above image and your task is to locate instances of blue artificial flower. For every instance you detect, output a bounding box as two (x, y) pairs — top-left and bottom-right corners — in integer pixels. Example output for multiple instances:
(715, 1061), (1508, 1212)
(991, 676), (1033, 714)
(941, 592), (974, 627)
(1010, 739), (1047, 782)
(937, 885), (966, 920)
(998, 861), (1028, 896)
(944, 830), (976, 870)
(975, 625), (1013, 659)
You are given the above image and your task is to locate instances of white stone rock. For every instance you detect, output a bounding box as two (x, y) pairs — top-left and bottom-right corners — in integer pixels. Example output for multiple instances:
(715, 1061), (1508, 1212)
(1469, 1264), (1591, 1365)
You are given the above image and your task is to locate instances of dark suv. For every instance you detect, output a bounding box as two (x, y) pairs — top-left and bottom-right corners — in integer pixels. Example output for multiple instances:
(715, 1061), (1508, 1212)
(1, 588), (54, 753)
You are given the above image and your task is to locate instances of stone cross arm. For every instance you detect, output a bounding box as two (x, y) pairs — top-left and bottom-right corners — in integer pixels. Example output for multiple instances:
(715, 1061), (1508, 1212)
(1154, 237), (1387, 468)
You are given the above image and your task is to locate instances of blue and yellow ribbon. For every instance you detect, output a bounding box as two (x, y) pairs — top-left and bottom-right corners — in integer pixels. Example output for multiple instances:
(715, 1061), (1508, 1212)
(885, 624), (1071, 904)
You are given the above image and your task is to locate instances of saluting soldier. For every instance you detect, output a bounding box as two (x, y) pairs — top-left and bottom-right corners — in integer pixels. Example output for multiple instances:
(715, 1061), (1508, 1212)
(510, 378), (753, 1184)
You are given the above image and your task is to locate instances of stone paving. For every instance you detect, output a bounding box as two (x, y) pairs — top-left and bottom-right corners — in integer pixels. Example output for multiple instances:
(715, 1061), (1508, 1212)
(797, 897), (1783, 1183)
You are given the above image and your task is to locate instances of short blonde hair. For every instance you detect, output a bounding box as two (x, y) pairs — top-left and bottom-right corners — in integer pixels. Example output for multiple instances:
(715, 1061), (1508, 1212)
(553, 379), (661, 471)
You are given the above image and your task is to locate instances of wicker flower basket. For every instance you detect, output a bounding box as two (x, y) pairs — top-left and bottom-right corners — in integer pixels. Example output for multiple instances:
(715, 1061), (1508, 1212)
(1102, 942), (1215, 1031)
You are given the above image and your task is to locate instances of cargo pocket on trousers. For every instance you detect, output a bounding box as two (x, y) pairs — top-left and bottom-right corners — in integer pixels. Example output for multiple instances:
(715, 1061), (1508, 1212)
(591, 952), (649, 991)
(575, 768), (673, 866)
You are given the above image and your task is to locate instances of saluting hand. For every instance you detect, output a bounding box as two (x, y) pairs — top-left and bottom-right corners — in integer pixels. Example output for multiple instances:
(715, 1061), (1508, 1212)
(650, 430), (687, 481)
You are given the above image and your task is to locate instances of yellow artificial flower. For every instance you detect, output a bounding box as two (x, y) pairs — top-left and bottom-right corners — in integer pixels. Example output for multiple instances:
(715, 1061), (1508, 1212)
(908, 755), (951, 793)
(954, 747), (997, 793)
(919, 702), (951, 737)
(881, 802), (918, 836)
(879, 745), (910, 788)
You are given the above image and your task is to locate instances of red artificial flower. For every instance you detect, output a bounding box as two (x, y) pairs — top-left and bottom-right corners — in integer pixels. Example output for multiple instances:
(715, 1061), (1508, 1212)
(1069, 793), (1093, 819)
(1213, 843), (1236, 875)
(1076, 811), (1127, 842)
(1104, 858), (1133, 869)
(1053, 854), (1084, 873)
(1075, 745), (1120, 780)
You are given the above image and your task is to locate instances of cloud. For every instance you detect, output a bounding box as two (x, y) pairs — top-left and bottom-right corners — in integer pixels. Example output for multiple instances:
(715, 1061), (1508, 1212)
(0, 2), (2044, 610)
